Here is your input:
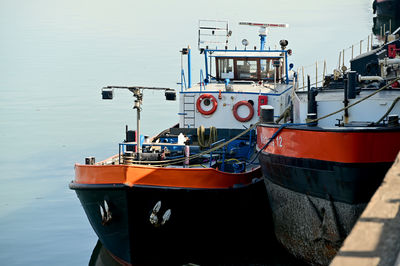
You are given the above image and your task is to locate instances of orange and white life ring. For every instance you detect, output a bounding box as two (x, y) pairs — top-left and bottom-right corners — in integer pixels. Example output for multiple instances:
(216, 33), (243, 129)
(233, 101), (254, 122)
(196, 94), (218, 115)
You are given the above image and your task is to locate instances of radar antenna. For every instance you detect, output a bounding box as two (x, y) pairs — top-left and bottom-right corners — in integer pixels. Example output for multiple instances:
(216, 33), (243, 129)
(239, 22), (289, 50)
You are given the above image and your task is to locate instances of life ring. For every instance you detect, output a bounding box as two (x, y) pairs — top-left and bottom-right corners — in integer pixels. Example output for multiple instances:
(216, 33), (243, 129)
(196, 94), (218, 115)
(233, 101), (254, 122)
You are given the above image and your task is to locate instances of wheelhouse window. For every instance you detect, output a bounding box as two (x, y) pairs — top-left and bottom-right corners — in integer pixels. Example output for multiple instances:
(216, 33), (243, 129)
(260, 59), (273, 79)
(218, 58), (234, 79)
(236, 59), (258, 79)
(215, 56), (284, 81)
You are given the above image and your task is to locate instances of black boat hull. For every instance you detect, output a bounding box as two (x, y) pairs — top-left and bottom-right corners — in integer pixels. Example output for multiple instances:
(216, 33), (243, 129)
(259, 152), (390, 265)
(257, 125), (400, 265)
(263, 177), (365, 266)
(71, 179), (273, 264)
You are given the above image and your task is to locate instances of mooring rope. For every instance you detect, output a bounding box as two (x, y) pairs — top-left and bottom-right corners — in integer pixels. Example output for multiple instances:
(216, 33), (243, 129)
(371, 96), (400, 125)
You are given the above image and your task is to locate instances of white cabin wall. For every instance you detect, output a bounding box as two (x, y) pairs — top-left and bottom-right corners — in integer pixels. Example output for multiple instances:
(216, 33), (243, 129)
(296, 90), (400, 126)
(179, 93), (184, 128)
(178, 90), (292, 129)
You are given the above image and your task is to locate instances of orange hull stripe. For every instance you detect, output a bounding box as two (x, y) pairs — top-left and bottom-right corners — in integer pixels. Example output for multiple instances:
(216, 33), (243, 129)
(75, 164), (261, 188)
(257, 127), (400, 163)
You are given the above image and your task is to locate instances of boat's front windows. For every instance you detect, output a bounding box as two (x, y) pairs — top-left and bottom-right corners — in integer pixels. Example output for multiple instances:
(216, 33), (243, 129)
(236, 59), (258, 79)
(260, 59), (273, 79)
(218, 58), (234, 79)
(214, 55), (284, 81)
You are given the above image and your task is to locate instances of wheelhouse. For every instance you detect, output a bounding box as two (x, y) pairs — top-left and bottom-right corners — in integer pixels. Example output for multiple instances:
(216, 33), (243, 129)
(206, 50), (291, 84)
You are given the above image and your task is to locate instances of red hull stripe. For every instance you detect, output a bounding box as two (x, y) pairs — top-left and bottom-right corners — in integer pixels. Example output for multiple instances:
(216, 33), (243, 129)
(75, 164), (261, 188)
(257, 126), (400, 163)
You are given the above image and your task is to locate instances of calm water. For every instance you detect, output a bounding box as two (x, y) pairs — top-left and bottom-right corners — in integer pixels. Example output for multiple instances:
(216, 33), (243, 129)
(0, 0), (373, 265)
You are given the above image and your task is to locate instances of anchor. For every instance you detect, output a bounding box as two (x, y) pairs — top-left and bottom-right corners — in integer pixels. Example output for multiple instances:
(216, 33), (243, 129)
(99, 200), (112, 225)
(149, 201), (171, 227)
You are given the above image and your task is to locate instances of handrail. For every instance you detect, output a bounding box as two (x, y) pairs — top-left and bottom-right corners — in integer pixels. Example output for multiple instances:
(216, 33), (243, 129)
(181, 69), (187, 91)
(200, 69), (205, 91)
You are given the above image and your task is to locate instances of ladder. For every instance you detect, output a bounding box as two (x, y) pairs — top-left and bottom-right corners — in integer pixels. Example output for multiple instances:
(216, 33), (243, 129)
(183, 94), (195, 128)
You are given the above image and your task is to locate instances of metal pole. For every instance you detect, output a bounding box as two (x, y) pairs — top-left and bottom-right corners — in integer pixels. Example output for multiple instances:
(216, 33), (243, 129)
(315, 61), (318, 87)
(260, 34), (266, 51)
(360, 40), (363, 55)
(368, 35), (370, 52)
(204, 50), (209, 85)
(352, 45), (354, 59)
(180, 53), (184, 92)
(302, 66), (305, 90)
(136, 102), (141, 160)
(338, 51), (342, 69)
(323, 60), (326, 81)
(188, 45), (192, 88)
(371, 33), (374, 50)
(342, 49), (345, 69)
(285, 51), (289, 84)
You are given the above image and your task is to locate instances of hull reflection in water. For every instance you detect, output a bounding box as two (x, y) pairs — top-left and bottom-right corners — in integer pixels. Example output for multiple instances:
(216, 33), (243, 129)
(89, 239), (308, 266)
(89, 240), (122, 266)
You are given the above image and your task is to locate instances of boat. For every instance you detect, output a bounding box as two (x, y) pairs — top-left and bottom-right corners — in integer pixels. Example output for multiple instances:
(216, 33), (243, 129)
(373, 0), (400, 42)
(257, 28), (400, 264)
(373, 0), (400, 18)
(70, 20), (295, 264)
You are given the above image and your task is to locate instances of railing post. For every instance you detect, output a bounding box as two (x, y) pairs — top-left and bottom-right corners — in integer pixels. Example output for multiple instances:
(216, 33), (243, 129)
(119, 143), (121, 164)
(188, 46), (192, 88)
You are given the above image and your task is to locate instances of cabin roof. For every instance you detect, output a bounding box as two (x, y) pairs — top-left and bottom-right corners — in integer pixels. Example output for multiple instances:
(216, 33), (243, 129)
(209, 51), (283, 58)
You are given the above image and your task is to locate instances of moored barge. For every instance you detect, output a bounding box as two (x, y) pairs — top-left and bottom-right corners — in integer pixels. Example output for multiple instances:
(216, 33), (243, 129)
(257, 29), (400, 265)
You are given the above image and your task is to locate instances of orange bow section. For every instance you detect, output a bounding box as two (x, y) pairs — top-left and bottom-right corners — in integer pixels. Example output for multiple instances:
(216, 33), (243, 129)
(75, 164), (261, 188)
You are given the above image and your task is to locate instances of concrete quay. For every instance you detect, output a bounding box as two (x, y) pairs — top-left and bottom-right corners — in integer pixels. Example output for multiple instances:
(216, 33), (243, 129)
(331, 152), (400, 266)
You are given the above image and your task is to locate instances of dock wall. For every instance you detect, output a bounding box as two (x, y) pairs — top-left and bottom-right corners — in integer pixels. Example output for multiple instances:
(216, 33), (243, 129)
(331, 152), (400, 266)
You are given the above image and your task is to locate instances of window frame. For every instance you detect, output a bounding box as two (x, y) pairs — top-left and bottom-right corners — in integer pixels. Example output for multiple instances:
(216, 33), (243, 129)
(216, 57), (283, 81)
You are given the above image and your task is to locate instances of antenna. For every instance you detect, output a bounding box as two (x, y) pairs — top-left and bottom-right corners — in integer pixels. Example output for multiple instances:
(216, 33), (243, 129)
(198, 19), (231, 50)
(239, 22), (289, 50)
(239, 22), (289, 28)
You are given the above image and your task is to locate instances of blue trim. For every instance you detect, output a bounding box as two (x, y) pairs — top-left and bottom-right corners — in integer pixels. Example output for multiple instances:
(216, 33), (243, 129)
(260, 35), (266, 51)
(205, 49), (285, 53)
(204, 50), (209, 85)
(179, 86), (292, 96)
(209, 55), (283, 58)
(285, 51), (289, 85)
(180, 69), (187, 91)
(177, 112), (187, 115)
(200, 69), (205, 91)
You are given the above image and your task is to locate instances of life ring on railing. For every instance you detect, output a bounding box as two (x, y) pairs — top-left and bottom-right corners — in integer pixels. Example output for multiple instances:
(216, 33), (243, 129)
(232, 101), (254, 122)
(196, 94), (218, 115)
